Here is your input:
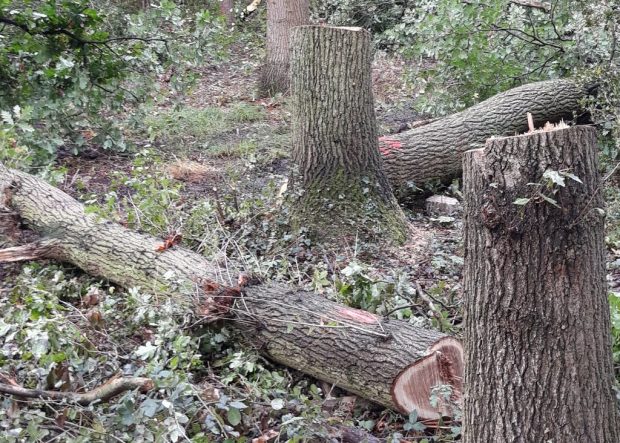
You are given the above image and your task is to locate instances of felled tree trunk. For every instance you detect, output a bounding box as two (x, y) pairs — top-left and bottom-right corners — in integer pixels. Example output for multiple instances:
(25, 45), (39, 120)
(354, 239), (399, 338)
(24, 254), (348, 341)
(462, 126), (619, 442)
(290, 26), (408, 243)
(258, 0), (309, 96)
(381, 79), (593, 193)
(236, 285), (463, 420)
(0, 162), (463, 421)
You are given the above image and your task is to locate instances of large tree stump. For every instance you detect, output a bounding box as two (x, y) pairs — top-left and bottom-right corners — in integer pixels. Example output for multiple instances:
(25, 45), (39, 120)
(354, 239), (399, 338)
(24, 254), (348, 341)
(0, 162), (462, 421)
(290, 25), (407, 243)
(462, 126), (619, 442)
(381, 79), (593, 194)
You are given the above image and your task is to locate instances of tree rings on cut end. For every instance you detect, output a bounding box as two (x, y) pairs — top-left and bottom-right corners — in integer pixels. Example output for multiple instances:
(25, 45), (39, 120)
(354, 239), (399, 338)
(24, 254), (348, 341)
(391, 337), (463, 420)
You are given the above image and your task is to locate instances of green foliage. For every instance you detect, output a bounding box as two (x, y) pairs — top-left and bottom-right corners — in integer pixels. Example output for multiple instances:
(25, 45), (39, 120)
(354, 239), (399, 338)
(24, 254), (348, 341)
(143, 102), (265, 149)
(0, 0), (234, 162)
(335, 261), (414, 316)
(83, 149), (183, 235)
(313, 0), (409, 36)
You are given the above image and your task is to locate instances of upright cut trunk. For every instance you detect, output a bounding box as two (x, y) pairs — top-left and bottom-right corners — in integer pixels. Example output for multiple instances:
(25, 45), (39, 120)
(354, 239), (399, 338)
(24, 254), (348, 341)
(462, 126), (620, 442)
(258, 0), (309, 96)
(290, 26), (407, 243)
(220, 0), (234, 25)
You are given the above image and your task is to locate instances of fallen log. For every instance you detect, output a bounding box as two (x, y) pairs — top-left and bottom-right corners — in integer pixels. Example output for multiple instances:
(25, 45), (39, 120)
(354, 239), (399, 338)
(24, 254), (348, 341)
(0, 163), (463, 421)
(379, 79), (594, 192)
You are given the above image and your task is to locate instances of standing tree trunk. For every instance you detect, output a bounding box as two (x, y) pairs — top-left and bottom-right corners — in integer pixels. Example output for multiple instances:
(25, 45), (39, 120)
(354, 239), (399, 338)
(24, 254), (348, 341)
(220, 0), (234, 26)
(258, 0), (309, 96)
(290, 26), (408, 243)
(462, 126), (620, 442)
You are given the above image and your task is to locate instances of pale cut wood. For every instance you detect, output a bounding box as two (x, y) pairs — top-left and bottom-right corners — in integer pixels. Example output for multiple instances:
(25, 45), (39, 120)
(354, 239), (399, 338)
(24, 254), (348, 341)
(425, 195), (461, 216)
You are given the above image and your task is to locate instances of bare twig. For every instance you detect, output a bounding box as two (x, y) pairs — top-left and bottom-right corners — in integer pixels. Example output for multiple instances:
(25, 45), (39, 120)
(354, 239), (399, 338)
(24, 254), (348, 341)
(510, 0), (551, 12)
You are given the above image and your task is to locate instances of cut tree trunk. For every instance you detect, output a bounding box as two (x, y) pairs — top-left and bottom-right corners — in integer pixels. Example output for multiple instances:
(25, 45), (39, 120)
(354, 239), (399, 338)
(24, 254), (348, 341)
(0, 162), (463, 421)
(258, 0), (309, 96)
(462, 125), (620, 442)
(381, 79), (593, 194)
(220, 0), (234, 25)
(290, 25), (408, 243)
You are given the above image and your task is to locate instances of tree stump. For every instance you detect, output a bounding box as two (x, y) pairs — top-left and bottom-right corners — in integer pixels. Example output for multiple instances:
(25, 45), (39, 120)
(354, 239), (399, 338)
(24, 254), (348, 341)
(462, 126), (620, 442)
(290, 25), (407, 243)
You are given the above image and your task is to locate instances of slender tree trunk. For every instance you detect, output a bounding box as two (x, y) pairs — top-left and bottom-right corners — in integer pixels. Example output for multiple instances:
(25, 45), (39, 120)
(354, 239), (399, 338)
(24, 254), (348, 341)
(290, 26), (408, 243)
(258, 0), (309, 96)
(0, 162), (463, 420)
(462, 126), (620, 442)
(220, 0), (234, 25)
(380, 79), (593, 195)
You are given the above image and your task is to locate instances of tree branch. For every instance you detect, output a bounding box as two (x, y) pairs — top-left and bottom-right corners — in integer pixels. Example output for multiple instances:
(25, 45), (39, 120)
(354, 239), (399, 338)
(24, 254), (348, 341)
(0, 373), (154, 405)
(0, 16), (167, 46)
(510, 0), (551, 11)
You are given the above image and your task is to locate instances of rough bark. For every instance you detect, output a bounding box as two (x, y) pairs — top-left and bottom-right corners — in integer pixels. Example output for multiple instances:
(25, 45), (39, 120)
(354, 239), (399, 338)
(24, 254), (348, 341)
(291, 26), (408, 243)
(0, 162), (463, 420)
(258, 0), (309, 96)
(381, 79), (593, 193)
(237, 285), (463, 420)
(462, 126), (620, 442)
(220, 0), (234, 25)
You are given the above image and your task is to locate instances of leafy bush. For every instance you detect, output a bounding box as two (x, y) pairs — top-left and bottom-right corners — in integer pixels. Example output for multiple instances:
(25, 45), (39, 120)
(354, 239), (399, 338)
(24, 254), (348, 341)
(0, 0), (233, 163)
(313, 0), (409, 37)
(316, 0), (620, 159)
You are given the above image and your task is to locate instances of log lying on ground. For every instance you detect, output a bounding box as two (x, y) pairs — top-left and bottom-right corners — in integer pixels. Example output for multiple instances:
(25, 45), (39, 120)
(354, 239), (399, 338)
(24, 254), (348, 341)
(379, 79), (593, 191)
(0, 163), (463, 421)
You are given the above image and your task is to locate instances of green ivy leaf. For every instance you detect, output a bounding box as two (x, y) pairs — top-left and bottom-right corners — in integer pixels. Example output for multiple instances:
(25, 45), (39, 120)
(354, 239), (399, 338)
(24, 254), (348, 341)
(227, 407), (241, 426)
(513, 198), (531, 206)
(543, 170), (566, 187)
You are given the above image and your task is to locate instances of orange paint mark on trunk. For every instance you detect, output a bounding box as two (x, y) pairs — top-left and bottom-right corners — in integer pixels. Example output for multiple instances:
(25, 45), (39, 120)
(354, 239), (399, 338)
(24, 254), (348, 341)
(336, 307), (379, 324)
(378, 137), (403, 156)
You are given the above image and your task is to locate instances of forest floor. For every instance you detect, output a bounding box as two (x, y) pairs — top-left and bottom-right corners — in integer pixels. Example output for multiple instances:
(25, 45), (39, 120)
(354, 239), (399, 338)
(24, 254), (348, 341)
(2, 39), (620, 442)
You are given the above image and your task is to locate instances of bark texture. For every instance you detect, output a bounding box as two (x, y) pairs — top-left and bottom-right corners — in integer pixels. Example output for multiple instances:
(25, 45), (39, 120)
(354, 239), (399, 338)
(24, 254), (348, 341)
(0, 162), (462, 420)
(239, 285), (463, 420)
(381, 79), (593, 193)
(258, 0), (309, 96)
(220, 0), (234, 25)
(462, 126), (620, 442)
(291, 26), (407, 243)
